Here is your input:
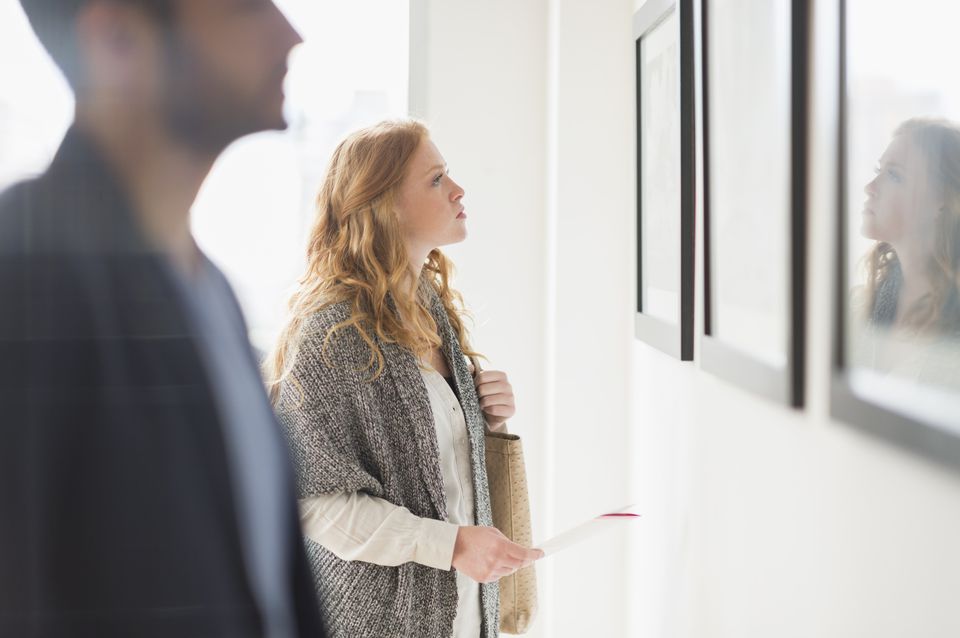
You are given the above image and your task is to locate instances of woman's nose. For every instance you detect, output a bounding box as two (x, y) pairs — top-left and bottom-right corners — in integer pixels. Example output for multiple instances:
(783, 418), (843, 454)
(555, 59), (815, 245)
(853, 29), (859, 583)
(864, 176), (878, 196)
(450, 179), (465, 201)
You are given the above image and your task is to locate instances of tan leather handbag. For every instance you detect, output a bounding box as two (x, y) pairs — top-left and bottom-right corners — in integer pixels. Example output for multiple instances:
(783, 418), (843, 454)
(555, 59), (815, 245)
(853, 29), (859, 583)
(483, 430), (538, 634)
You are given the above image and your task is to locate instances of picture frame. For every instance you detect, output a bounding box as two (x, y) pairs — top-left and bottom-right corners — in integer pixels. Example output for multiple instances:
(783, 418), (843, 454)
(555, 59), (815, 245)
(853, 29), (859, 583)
(700, 0), (808, 406)
(633, 0), (695, 361)
(830, 0), (960, 470)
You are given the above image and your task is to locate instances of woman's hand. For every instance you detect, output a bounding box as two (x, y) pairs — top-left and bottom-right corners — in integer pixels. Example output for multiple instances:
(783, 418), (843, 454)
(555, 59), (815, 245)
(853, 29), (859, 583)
(473, 369), (515, 430)
(451, 526), (543, 583)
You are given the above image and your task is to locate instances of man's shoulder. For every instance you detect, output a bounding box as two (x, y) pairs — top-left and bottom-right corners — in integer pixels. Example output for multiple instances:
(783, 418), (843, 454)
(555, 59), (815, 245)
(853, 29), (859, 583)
(0, 174), (114, 339)
(0, 170), (78, 257)
(0, 177), (40, 252)
(0, 179), (57, 311)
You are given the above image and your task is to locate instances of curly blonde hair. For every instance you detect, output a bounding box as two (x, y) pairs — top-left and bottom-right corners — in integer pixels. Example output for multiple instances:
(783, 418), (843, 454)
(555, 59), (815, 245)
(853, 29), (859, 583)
(265, 119), (477, 400)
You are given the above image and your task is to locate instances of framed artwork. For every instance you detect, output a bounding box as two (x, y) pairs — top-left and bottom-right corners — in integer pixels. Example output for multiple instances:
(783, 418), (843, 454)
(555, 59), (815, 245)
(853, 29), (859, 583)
(633, 0), (695, 361)
(700, 0), (808, 406)
(831, 0), (960, 468)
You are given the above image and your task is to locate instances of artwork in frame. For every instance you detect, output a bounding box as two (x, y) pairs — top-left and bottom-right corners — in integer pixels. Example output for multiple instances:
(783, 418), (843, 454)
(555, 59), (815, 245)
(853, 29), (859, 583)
(700, 0), (808, 406)
(633, 0), (695, 361)
(831, 0), (960, 469)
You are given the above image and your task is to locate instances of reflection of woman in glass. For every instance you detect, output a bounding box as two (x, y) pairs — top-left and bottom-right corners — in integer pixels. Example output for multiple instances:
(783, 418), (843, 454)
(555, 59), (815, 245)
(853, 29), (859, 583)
(857, 117), (960, 382)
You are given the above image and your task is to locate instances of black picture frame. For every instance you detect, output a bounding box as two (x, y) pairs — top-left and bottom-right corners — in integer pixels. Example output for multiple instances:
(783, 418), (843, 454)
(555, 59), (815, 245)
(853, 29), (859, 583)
(830, 0), (960, 471)
(700, 0), (808, 407)
(633, 0), (695, 361)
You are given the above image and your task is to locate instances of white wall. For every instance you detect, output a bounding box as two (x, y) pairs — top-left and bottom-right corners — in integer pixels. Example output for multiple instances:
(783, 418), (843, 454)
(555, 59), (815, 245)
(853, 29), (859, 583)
(411, 3), (554, 635)
(419, 0), (960, 637)
(629, 1), (960, 637)
(546, 0), (635, 636)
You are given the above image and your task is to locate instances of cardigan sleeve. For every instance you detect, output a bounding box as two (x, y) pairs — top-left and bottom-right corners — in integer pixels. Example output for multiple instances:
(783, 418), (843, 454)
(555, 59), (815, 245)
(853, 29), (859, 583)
(276, 307), (386, 500)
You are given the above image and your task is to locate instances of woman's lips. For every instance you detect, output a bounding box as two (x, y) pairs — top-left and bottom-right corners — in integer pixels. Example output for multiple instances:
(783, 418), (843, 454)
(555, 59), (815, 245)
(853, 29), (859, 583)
(456, 210), (467, 219)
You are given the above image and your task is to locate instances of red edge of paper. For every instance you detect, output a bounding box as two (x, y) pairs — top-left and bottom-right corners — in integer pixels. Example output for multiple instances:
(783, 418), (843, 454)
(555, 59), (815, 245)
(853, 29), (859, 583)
(598, 513), (641, 518)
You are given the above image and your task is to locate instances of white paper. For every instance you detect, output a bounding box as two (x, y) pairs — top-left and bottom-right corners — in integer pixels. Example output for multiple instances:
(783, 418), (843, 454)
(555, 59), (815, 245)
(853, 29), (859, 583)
(535, 506), (641, 557)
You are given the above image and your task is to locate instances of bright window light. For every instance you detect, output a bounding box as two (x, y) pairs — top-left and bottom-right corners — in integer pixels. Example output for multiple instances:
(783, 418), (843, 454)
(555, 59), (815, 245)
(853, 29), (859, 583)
(0, 0), (410, 352)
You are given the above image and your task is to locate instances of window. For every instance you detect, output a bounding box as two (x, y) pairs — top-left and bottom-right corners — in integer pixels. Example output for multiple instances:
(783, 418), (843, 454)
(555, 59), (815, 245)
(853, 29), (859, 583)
(0, 0), (410, 351)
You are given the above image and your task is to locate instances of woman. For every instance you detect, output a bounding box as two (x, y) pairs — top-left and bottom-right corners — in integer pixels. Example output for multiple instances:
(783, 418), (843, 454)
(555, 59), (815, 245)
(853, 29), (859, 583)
(265, 120), (541, 638)
(856, 117), (960, 383)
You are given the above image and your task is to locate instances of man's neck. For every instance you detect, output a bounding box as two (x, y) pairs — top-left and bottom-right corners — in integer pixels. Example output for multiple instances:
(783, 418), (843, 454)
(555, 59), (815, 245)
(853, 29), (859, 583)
(76, 106), (219, 277)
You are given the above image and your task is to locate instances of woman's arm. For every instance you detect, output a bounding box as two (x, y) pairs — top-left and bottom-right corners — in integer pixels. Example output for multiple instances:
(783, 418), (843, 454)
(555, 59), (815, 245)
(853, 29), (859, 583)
(300, 493), (542, 582)
(299, 492), (458, 570)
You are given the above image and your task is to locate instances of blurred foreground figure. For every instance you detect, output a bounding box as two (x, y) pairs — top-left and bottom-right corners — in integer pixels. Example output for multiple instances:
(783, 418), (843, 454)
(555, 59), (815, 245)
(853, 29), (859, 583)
(0, 1), (324, 636)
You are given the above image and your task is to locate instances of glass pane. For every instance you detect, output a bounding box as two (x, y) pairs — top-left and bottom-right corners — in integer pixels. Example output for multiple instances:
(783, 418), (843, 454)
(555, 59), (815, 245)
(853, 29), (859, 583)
(640, 8), (680, 324)
(845, 0), (960, 411)
(707, 0), (791, 368)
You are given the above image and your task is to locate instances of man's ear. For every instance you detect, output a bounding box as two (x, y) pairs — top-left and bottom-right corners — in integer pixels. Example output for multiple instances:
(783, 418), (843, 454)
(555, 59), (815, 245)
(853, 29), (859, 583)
(75, 0), (164, 94)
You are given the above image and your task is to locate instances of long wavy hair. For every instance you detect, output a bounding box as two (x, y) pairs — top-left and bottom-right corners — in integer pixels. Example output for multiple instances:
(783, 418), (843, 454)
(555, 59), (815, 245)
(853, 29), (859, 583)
(265, 120), (477, 400)
(863, 117), (960, 335)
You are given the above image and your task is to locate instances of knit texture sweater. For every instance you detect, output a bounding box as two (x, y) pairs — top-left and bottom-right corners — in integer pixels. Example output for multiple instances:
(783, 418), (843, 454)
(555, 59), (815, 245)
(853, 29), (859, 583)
(276, 283), (499, 638)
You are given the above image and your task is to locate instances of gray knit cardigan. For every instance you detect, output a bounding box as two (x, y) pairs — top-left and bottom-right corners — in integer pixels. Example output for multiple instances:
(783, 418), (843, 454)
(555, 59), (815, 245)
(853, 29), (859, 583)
(276, 284), (499, 638)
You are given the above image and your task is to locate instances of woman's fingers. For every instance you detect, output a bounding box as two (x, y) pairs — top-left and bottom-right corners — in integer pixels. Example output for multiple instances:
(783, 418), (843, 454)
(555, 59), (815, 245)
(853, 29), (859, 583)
(474, 370), (507, 385)
(474, 369), (515, 424)
(479, 396), (512, 410)
(480, 394), (515, 408)
(453, 528), (542, 582)
(480, 398), (514, 414)
(483, 405), (517, 419)
(506, 545), (542, 564)
(493, 563), (521, 579)
(474, 372), (510, 391)
(502, 542), (542, 567)
(474, 370), (515, 424)
(492, 552), (540, 580)
(475, 380), (512, 397)
(455, 526), (541, 582)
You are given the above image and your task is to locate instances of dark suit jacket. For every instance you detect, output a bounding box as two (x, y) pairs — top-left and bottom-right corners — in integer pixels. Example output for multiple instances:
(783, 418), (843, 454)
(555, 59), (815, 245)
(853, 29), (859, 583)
(0, 129), (324, 638)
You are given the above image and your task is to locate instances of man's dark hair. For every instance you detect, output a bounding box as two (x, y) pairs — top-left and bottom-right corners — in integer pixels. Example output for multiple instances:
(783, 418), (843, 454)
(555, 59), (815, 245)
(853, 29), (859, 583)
(18, 0), (172, 89)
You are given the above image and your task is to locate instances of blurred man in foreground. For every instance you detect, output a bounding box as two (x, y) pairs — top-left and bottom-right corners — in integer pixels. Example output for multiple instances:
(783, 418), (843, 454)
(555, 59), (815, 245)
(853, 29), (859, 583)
(0, 1), (324, 636)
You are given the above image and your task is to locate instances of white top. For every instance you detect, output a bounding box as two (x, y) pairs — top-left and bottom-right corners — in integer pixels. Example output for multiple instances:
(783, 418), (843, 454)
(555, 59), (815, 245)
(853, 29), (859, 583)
(299, 366), (482, 638)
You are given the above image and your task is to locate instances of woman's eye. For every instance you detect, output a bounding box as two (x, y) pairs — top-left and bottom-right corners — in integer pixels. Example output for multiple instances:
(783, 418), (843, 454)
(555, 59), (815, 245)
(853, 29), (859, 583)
(432, 174), (443, 186)
(888, 170), (902, 183)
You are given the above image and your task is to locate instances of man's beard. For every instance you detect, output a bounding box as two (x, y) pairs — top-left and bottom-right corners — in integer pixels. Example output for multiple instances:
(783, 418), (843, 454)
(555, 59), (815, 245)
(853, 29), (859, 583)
(160, 35), (288, 155)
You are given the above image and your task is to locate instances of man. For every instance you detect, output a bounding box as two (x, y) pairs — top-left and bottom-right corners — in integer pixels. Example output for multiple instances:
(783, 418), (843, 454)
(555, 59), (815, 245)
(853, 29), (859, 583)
(0, 1), (325, 636)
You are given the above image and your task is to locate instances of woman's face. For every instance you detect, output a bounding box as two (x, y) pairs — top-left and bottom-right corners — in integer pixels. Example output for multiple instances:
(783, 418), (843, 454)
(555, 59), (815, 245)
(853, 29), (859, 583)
(862, 133), (942, 248)
(395, 137), (467, 255)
